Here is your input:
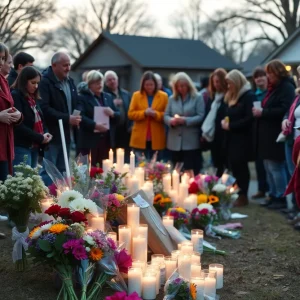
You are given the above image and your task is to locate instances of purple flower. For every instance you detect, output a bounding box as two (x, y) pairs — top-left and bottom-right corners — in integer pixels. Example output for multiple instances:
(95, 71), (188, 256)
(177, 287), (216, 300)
(174, 277), (183, 284)
(72, 245), (88, 260)
(110, 184), (118, 194)
(63, 239), (83, 254)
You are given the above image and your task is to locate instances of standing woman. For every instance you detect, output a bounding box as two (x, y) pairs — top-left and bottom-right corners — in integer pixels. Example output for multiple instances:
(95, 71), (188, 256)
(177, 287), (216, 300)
(77, 70), (120, 166)
(0, 42), (22, 182)
(128, 71), (168, 160)
(202, 68), (228, 177)
(221, 70), (254, 206)
(253, 60), (295, 209)
(11, 66), (52, 168)
(164, 72), (205, 175)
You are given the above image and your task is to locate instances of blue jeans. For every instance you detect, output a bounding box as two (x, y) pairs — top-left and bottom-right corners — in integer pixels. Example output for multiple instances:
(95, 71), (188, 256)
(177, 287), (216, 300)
(255, 158), (269, 193)
(285, 142), (295, 178)
(40, 143), (70, 186)
(13, 147), (39, 169)
(263, 159), (287, 198)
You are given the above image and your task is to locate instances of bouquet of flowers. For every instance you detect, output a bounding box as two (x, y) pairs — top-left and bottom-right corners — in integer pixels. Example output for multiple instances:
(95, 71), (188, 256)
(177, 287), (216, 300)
(167, 207), (190, 230)
(105, 292), (141, 300)
(153, 193), (173, 216)
(164, 276), (196, 300)
(0, 160), (48, 270)
(103, 193), (126, 222)
(191, 203), (218, 230)
(189, 175), (219, 195)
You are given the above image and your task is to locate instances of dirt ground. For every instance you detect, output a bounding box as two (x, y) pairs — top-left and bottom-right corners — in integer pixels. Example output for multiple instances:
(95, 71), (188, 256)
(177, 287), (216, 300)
(0, 202), (300, 300)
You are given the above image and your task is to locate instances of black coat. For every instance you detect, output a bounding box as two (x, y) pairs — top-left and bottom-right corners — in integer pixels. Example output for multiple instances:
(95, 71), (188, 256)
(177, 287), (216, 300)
(39, 67), (78, 144)
(76, 86), (120, 149)
(257, 77), (295, 161)
(7, 68), (18, 88)
(11, 89), (45, 148)
(224, 89), (255, 163)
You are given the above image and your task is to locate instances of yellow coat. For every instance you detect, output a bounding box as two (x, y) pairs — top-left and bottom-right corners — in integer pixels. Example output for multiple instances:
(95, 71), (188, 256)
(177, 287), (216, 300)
(128, 90), (168, 150)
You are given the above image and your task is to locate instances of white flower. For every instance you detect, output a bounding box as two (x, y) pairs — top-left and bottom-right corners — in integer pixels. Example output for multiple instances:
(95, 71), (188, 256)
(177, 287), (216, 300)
(31, 228), (43, 239)
(212, 184), (227, 193)
(58, 190), (83, 208)
(40, 223), (52, 232)
(85, 247), (91, 252)
(84, 199), (98, 216)
(69, 198), (85, 212)
(198, 203), (214, 212)
(83, 235), (95, 246)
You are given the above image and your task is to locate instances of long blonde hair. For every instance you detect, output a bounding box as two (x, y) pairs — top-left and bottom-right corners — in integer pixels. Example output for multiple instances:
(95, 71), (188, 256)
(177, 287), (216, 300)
(172, 72), (198, 99)
(225, 70), (248, 106)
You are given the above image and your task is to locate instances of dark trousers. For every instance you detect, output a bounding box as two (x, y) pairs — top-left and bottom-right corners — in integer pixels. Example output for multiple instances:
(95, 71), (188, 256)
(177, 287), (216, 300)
(172, 149), (202, 176)
(230, 160), (250, 196)
(255, 158), (269, 193)
(211, 144), (226, 178)
(0, 161), (9, 182)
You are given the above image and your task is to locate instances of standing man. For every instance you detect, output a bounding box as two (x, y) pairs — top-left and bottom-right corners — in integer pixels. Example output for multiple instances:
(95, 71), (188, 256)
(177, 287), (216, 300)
(0, 54), (12, 78)
(39, 52), (81, 185)
(104, 71), (131, 162)
(252, 67), (269, 199)
(7, 52), (34, 87)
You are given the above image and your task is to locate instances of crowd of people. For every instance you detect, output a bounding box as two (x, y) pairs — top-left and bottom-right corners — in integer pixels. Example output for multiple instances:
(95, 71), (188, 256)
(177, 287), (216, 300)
(0, 40), (300, 232)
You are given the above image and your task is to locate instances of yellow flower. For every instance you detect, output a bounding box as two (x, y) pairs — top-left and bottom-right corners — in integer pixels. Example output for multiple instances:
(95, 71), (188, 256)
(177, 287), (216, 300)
(49, 224), (69, 234)
(176, 207), (187, 214)
(190, 283), (197, 300)
(208, 195), (219, 204)
(115, 194), (124, 202)
(197, 194), (208, 205)
(139, 162), (145, 167)
(29, 227), (41, 238)
(89, 248), (103, 261)
(154, 194), (162, 203)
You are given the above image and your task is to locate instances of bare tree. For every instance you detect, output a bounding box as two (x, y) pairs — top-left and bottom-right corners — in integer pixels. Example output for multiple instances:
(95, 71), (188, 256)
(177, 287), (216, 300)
(170, 0), (202, 40)
(50, 0), (155, 60)
(0, 0), (56, 54)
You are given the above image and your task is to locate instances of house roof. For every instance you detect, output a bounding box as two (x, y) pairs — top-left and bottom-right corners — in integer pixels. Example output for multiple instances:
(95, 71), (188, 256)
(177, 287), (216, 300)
(72, 32), (239, 70)
(262, 27), (300, 63)
(241, 53), (268, 77)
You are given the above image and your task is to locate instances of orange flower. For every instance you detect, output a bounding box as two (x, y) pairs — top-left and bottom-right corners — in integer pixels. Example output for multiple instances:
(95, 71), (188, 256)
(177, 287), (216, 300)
(49, 224), (69, 234)
(190, 283), (197, 300)
(154, 194), (162, 203)
(89, 248), (103, 261)
(29, 226), (41, 238)
(208, 195), (219, 204)
(160, 197), (172, 204)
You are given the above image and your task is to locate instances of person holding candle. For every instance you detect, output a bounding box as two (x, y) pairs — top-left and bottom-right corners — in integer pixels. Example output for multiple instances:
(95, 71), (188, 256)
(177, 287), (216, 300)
(128, 71), (168, 161)
(221, 70), (255, 206)
(76, 70), (120, 166)
(11, 66), (52, 168)
(164, 72), (205, 175)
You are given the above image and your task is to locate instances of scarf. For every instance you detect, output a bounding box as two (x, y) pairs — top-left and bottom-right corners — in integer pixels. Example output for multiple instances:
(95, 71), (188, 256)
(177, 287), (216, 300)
(262, 82), (275, 108)
(201, 93), (224, 142)
(285, 136), (300, 208)
(27, 96), (44, 139)
(283, 95), (300, 135)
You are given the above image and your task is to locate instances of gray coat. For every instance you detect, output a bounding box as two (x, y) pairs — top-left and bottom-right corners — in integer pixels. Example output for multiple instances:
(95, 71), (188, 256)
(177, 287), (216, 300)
(164, 94), (205, 151)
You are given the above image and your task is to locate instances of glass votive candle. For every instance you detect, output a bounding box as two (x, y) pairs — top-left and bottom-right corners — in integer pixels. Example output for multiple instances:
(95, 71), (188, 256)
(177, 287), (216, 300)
(162, 215), (174, 227)
(107, 231), (117, 242)
(191, 276), (205, 300)
(178, 254), (191, 280)
(165, 256), (177, 280)
(146, 263), (160, 295)
(142, 271), (157, 300)
(171, 250), (181, 260)
(191, 252), (201, 264)
(191, 229), (204, 254)
(209, 264), (224, 289)
(203, 269), (217, 298)
(181, 241), (193, 254)
(177, 243), (182, 250)
(128, 267), (142, 296)
(191, 263), (202, 277)
(151, 254), (165, 263)
(132, 259), (146, 273)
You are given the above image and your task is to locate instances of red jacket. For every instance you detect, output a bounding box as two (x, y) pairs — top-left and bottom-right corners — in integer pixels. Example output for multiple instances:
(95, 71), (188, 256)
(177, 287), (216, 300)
(0, 74), (15, 173)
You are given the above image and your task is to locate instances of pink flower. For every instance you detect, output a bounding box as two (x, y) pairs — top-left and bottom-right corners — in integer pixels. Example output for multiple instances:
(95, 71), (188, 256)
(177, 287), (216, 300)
(199, 208), (209, 215)
(72, 245), (88, 260)
(114, 249), (132, 274)
(63, 239), (81, 254)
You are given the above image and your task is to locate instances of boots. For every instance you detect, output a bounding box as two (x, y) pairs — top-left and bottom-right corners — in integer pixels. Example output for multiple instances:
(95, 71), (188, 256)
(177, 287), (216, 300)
(234, 194), (249, 207)
(267, 197), (287, 210)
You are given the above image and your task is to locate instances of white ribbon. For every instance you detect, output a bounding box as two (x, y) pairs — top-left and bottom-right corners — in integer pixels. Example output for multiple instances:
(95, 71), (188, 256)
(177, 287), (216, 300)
(12, 227), (29, 263)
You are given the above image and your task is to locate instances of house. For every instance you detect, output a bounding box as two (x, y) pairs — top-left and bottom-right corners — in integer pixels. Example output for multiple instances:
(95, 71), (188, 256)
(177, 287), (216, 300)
(241, 53), (269, 79)
(72, 32), (239, 92)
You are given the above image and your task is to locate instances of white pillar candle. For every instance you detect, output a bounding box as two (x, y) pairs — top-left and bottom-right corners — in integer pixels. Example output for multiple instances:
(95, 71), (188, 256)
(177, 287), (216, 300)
(181, 173), (190, 185)
(130, 175), (140, 194)
(144, 181), (154, 204)
(132, 235), (147, 262)
(191, 277), (205, 300)
(163, 174), (172, 193)
(181, 241), (193, 254)
(116, 148), (124, 172)
(127, 203), (140, 237)
(141, 184), (152, 203)
(171, 250), (181, 260)
(178, 254), (191, 280)
(118, 225), (132, 253)
(178, 243), (182, 250)
(204, 270), (217, 298)
(142, 272), (157, 300)
(162, 216), (174, 227)
(90, 214), (105, 232)
(165, 256), (177, 280)
(102, 159), (111, 175)
(172, 170), (180, 192)
(191, 252), (201, 264)
(132, 260), (146, 272)
(183, 194), (198, 212)
(122, 163), (130, 174)
(128, 267), (142, 297)
(109, 148), (114, 163)
(130, 151), (135, 175)
(178, 183), (189, 207)
(138, 224), (148, 244)
(209, 264), (224, 289)
(151, 260), (166, 286)
(135, 167), (145, 187)
(107, 232), (117, 242)
(146, 264), (160, 295)
(191, 263), (202, 277)
(169, 189), (178, 205)
(191, 229), (204, 254)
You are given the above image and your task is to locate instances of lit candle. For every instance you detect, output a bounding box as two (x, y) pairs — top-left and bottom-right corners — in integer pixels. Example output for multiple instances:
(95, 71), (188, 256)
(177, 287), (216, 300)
(151, 260), (166, 286)
(90, 214), (105, 231)
(178, 183), (189, 207)
(171, 250), (181, 260)
(102, 159), (111, 175)
(183, 194), (197, 212)
(122, 163), (130, 174)
(191, 277), (205, 300)
(41, 199), (55, 222)
(181, 173), (190, 185)
(162, 216), (174, 227)
(191, 252), (201, 264)
(118, 225), (132, 253)
(127, 203), (140, 237)
(132, 260), (146, 272)
(130, 175), (140, 194)
(191, 263), (202, 277)
(191, 229), (204, 254)
(128, 267), (142, 296)
(146, 264), (160, 295)
(178, 243), (182, 250)
(204, 270), (217, 298)
(178, 254), (191, 280)
(163, 174), (172, 193)
(107, 232), (117, 242)
(116, 148), (124, 172)
(172, 170), (180, 192)
(130, 151), (135, 175)
(132, 235), (147, 262)
(109, 148), (114, 163)
(138, 224), (148, 243)
(142, 272), (157, 300)
(122, 164), (130, 184)
(181, 241), (193, 254)
(209, 264), (224, 289)
(135, 167), (145, 187)
(165, 256), (177, 280)
(169, 189), (178, 205)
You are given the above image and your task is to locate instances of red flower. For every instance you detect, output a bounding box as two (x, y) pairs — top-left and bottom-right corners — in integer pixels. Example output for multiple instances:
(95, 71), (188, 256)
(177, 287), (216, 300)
(45, 204), (61, 216)
(199, 208), (209, 215)
(90, 167), (104, 178)
(189, 181), (199, 194)
(70, 211), (87, 223)
(58, 208), (71, 219)
(114, 249), (132, 274)
(48, 183), (57, 197)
